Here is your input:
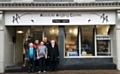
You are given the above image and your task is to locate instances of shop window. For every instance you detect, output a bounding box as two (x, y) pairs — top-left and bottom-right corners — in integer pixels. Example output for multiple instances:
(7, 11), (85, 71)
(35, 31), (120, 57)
(65, 26), (79, 57)
(44, 26), (59, 43)
(96, 25), (111, 56)
(30, 26), (43, 42)
(81, 26), (94, 56)
(0, 0), (11, 2)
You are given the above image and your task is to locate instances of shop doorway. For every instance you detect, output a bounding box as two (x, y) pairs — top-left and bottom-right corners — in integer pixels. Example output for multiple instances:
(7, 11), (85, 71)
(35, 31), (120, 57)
(4, 26), (59, 67)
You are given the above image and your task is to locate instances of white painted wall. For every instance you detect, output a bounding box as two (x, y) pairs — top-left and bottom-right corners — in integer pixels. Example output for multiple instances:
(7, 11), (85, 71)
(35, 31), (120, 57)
(115, 10), (120, 70)
(15, 28), (24, 64)
(112, 26), (117, 65)
(15, 27), (30, 64)
(0, 30), (4, 73)
(116, 29), (120, 70)
(0, 11), (4, 73)
(4, 27), (14, 67)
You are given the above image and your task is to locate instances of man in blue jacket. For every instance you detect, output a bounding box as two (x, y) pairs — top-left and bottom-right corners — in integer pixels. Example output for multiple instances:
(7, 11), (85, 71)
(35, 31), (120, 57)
(25, 42), (36, 73)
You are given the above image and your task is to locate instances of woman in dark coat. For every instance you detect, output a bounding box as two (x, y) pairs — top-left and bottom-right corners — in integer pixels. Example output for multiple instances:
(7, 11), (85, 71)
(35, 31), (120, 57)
(48, 40), (59, 71)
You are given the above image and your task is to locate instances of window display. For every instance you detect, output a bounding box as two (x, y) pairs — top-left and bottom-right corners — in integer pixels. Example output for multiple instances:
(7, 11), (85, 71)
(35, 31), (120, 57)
(81, 26), (94, 56)
(64, 25), (112, 57)
(44, 26), (59, 43)
(65, 26), (79, 56)
(96, 25), (111, 56)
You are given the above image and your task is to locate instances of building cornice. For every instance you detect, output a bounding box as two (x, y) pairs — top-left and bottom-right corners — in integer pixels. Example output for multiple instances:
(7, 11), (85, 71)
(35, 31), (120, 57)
(0, 2), (120, 11)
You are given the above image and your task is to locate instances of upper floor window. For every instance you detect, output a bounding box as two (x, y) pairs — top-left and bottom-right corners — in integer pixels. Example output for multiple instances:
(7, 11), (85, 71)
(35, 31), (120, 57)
(96, 0), (118, 1)
(0, 0), (11, 2)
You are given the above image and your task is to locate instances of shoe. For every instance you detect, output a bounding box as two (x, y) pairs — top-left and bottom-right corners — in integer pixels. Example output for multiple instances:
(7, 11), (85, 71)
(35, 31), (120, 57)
(28, 70), (30, 73)
(23, 64), (26, 67)
(38, 71), (41, 73)
(32, 70), (34, 73)
(43, 70), (46, 73)
(49, 69), (52, 72)
(55, 69), (58, 72)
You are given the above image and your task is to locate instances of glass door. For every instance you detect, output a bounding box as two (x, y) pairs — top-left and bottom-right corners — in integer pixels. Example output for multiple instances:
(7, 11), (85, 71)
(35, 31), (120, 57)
(30, 26), (43, 43)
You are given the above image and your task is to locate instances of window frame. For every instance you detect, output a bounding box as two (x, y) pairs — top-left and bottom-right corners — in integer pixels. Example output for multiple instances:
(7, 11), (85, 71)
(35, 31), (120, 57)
(64, 25), (113, 58)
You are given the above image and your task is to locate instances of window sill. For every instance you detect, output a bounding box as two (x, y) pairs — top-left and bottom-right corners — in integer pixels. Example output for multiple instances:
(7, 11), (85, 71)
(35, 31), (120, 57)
(64, 56), (113, 58)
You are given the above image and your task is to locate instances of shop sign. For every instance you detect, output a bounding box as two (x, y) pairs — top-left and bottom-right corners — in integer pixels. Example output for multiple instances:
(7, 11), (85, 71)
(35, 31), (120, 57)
(5, 12), (115, 25)
(96, 35), (111, 40)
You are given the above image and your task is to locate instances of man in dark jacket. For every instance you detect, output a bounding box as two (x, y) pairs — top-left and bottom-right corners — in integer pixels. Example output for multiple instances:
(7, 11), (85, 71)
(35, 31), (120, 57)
(23, 36), (32, 67)
(25, 43), (36, 73)
(24, 36), (32, 51)
(48, 40), (59, 71)
(43, 37), (50, 48)
(43, 37), (50, 67)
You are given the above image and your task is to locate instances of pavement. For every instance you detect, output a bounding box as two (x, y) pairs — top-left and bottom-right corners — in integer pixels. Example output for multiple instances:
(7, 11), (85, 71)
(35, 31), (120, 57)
(3, 70), (120, 74)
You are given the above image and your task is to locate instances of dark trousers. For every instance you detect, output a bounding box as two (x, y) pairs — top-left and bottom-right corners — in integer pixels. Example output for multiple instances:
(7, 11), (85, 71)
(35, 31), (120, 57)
(46, 58), (49, 66)
(23, 54), (25, 62)
(35, 51), (39, 66)
(50, 59), (57, 71)
(39, 57), (46, 71)
(27, 58), (35, 72)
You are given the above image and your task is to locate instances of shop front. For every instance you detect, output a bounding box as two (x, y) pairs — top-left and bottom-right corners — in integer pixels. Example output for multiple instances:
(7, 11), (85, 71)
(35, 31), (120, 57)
(3, 11), (116, 71)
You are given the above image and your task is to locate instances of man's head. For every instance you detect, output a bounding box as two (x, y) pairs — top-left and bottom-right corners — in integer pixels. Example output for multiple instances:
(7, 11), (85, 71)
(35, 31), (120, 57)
(28, 36), (32, 40)
(44, 37), (48, 43)
(40, 41), (44, 46)
(51, 40), (55, 44)
(35, 40), (39, 44)
(29, 43), (33, 47)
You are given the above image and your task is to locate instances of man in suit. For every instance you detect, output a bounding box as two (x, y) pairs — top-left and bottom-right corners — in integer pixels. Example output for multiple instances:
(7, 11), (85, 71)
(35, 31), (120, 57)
(25, 43), (36, 73)
(48, 40), (59, 71)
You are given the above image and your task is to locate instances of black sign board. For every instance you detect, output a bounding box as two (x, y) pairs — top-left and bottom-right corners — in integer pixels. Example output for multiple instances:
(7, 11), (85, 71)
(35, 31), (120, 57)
(52, 19), (70, 23)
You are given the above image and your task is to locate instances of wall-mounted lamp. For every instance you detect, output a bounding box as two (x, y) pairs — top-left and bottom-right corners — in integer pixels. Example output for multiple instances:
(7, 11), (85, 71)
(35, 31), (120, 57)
(17, 31), (23, 34)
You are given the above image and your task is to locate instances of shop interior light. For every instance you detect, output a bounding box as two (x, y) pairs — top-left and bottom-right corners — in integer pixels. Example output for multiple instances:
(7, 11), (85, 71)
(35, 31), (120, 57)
(17, 31), (23, 34)
(52, 29), (55, 32)
(69, 29), (72, 33)
(73, 29), (78, 35)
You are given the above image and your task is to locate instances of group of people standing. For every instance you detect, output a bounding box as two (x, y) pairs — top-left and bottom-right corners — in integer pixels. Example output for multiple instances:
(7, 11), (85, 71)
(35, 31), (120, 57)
(24, 36), (59, 73)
